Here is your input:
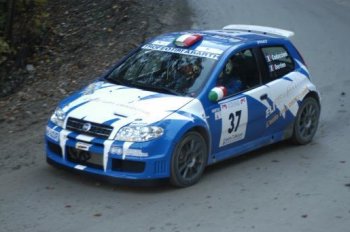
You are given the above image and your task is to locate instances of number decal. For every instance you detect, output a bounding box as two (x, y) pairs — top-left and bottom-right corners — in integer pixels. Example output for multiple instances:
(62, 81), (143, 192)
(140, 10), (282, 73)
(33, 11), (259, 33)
(228, 110), (242, 133)
(228, 113), (234, 134)
(219, 98), (248, 147)
(235, 110), (242, 132)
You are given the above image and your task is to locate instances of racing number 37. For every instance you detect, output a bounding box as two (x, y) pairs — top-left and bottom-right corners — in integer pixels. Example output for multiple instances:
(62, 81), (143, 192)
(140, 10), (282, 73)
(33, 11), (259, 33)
(228, 110), (242, 133)
(219, 97), (247, 147)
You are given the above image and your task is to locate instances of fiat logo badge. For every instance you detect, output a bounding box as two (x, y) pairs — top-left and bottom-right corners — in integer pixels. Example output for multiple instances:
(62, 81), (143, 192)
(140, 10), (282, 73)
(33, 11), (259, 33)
(82, 122), (92, 132)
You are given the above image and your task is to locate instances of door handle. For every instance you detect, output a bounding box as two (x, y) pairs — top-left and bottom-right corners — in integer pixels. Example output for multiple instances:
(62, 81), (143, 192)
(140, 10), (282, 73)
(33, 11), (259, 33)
(260, 94), (268, 100)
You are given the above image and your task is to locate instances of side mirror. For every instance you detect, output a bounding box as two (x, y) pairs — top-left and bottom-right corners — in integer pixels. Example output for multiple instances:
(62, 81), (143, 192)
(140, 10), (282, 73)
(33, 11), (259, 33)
(208, 86), (227, 102)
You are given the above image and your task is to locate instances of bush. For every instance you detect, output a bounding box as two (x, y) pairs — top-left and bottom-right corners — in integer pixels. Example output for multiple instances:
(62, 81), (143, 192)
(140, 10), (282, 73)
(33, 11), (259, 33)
(0, 0), (48, 97)
(0, 37), (11, 64)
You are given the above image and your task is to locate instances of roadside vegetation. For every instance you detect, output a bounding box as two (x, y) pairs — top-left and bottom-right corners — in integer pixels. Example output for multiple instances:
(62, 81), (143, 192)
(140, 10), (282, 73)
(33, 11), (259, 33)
(0, 0), (190, 128)
(0, 0), (49, 97)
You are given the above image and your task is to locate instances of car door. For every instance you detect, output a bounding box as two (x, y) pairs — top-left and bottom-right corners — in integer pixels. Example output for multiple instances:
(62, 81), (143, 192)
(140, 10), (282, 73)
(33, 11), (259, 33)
(257, 45), (298, 137)
(206, 48), (269, 162)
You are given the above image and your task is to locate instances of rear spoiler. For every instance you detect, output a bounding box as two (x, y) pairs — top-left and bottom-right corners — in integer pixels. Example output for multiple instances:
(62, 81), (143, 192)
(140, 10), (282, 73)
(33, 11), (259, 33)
(222, 24), (294, 38)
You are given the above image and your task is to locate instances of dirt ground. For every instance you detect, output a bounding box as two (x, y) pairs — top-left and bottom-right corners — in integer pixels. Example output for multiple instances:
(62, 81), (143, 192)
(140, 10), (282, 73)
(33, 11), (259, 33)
(0, 0), (191, 175)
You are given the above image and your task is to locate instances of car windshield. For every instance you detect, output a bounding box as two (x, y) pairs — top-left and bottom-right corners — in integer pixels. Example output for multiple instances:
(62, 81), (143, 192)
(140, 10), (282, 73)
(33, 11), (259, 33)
(105, 48), (216, 96)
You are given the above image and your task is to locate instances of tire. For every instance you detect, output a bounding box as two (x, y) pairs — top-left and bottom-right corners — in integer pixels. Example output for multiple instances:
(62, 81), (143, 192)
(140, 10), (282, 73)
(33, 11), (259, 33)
(292, 97), (320, 145)
(170, 131), (208, 187)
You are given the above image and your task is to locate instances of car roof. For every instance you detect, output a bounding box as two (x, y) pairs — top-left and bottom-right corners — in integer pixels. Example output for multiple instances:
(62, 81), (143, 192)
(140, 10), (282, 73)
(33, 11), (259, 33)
(146, 28), (291, 58)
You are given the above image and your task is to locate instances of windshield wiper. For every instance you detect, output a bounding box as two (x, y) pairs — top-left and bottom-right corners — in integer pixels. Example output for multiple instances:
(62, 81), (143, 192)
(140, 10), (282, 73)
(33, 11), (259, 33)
(150, 86), (181, 96)
(105, 75), (134, 87)
(129, 82), (180, 96)
(104, 77), (123, 85)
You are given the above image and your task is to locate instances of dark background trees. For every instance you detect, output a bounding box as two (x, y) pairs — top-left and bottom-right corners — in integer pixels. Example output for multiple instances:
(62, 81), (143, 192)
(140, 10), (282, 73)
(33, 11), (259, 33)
(0, 0), (48, 96)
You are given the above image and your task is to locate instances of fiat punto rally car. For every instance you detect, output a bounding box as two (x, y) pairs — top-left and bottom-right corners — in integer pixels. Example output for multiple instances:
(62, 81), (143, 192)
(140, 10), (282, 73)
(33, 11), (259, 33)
(46, 25), (320, 187)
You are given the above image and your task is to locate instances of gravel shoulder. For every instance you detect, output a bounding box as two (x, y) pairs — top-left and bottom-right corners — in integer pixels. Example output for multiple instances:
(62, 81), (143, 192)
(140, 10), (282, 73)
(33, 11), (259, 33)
(0, 0), (192, 176)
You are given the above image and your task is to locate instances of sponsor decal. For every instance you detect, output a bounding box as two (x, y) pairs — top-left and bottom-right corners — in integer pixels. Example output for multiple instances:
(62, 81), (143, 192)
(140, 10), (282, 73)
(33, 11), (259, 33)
(142, 44), (220, 60)
(265, 87), (309, 128)
(195, 46), (223, 55)
(265, 51), (288, 62)
(110, 143), (148, 159)
(210, 35), (241, 43)
(215, 112), (222, 120)
(75, 141), (92, 151)
(265, 103), (276, 118)
(74, 164), (86, 170)
(111, 145), (148, 157)
(269, 76), (306, 114)
(212, 108), (222, 120)
(257, 39), (268, 44)
(152, 40), (171, 46)
(110, 146), (123, 155)
(123, 149), (148, 157)
(129, 121), (148, 127)
(266, 112), (280, 128)
(284, 87), (309, 111)
(46, 126), (59, 142)
(114, 103), (151, 116)
(269, 62), (287, 72)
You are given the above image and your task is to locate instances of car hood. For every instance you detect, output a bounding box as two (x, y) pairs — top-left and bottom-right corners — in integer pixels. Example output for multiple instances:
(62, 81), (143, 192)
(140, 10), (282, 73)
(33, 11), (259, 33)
(61, 81), (194, 129)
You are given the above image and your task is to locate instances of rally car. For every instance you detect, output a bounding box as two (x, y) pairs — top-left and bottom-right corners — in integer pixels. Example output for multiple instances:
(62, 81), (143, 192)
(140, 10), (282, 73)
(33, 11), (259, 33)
(46, 24), (320, 187)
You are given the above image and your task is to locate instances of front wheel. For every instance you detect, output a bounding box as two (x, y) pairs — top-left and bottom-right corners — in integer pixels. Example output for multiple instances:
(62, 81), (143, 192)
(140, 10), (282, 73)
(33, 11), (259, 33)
(292, 97), (320, 145)
(170, 131), (208, 187)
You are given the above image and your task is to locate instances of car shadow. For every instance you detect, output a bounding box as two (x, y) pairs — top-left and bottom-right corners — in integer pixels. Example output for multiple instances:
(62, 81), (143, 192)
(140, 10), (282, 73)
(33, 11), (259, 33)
(204, 140), (294, 175)
(45, 140), (297, 193)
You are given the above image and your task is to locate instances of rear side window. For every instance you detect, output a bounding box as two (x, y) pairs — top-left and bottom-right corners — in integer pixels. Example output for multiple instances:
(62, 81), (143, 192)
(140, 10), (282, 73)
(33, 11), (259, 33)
(261, 46), (294, 81)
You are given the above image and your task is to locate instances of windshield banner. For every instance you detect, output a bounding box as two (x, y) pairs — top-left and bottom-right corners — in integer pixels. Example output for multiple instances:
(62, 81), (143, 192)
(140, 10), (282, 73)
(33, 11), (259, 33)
(142, 44), (220, 60)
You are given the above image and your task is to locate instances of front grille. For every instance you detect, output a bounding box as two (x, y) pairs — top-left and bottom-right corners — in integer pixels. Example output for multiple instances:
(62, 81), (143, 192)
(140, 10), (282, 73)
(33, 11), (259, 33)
(47, 141), (62, 156)
(66, 117), (113, 139)
(66, 146), (103, 170)
(112, 159), (145, 173)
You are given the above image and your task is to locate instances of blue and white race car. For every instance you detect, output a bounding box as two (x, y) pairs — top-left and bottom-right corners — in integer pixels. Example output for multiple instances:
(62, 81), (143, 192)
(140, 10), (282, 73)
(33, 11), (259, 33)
(46, 25), (320, 187)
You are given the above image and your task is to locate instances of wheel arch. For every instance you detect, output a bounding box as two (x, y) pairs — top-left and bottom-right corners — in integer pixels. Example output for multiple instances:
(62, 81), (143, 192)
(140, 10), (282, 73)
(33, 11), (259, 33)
(188, 125), (212, 160)
(291, 91), (321, 145)
(169, 124), (211, 187)
(284, 89), (321, 140)
(304, 90), (320, 102)
(162, 117), (211, 151)
(303, 90), (321, 109)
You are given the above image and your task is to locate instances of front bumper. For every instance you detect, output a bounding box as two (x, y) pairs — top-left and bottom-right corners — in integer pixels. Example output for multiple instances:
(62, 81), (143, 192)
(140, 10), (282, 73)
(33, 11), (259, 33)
(45, 124), (172, 181)
(46, 157), (167, 186)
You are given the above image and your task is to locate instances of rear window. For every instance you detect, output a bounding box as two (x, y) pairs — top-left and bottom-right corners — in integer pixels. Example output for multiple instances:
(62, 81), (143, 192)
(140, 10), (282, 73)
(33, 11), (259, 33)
(261, 46), (294, 81)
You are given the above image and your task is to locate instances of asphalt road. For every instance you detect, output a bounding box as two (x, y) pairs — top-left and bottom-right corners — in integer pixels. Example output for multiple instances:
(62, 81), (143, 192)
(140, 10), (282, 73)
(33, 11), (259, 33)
(1, 0), (350, 232)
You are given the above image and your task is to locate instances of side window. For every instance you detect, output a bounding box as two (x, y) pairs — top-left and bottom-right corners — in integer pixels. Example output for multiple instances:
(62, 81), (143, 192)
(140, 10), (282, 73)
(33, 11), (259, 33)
(217, 49), (260, 97)
(261, 46), (294, 81)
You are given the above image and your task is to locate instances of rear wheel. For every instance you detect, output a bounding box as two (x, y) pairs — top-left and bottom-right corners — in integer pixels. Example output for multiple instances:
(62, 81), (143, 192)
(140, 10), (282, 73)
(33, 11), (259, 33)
(292, 97), (320, 145)
(170, 131), (208, 187)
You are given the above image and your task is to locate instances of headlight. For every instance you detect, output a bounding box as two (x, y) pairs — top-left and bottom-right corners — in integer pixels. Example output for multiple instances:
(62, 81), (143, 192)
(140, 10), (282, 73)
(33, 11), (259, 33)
(50, 107), (66, 127)
(115, 125), (164, 142)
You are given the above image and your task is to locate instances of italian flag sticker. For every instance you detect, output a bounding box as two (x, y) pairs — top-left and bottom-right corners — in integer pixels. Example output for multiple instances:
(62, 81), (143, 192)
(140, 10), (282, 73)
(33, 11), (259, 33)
(208, 86), (227, 101)
(174, 34), (203, 47)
